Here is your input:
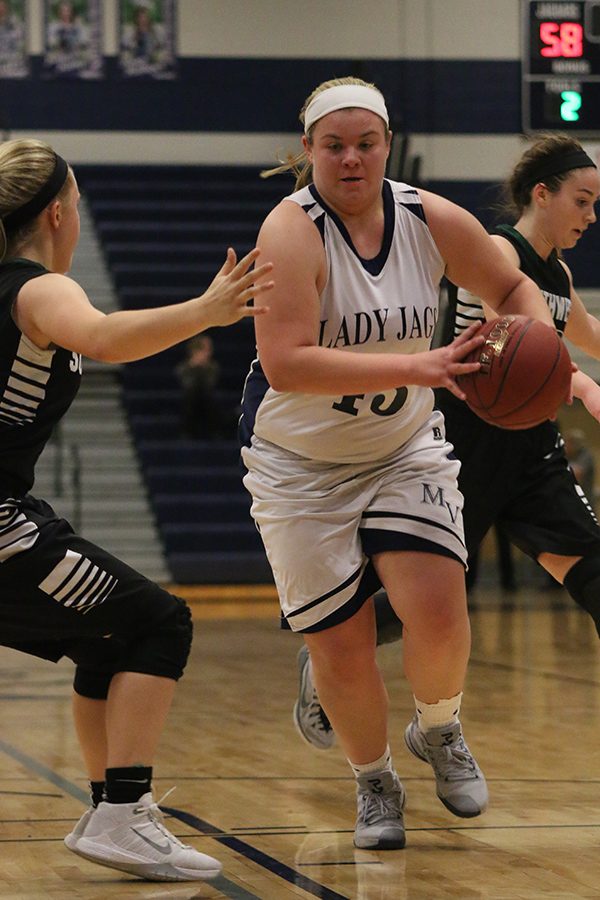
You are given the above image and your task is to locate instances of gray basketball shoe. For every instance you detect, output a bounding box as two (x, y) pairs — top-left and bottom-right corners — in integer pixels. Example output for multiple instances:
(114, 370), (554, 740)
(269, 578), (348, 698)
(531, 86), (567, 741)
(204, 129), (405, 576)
(293, 645), (335, 750)
(354, 770), (406, 850)
(404, 717), (488, 817)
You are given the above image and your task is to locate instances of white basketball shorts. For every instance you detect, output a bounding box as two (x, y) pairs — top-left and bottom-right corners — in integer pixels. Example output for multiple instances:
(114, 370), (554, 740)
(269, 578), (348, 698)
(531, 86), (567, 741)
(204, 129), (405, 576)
(242, 410), (466, 632)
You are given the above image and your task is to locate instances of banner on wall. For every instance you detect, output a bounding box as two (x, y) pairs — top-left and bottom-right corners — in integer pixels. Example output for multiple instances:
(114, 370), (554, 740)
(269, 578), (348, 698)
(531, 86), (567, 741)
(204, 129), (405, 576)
(0, 0), (28, 78)
(43, 0), (103, 79)
(118, 0), (176, 79)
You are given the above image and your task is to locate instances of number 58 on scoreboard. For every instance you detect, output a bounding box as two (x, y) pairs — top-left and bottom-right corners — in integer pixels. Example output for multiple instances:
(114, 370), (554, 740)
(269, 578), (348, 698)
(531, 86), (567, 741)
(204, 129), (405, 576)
(522, 0), (600, 133)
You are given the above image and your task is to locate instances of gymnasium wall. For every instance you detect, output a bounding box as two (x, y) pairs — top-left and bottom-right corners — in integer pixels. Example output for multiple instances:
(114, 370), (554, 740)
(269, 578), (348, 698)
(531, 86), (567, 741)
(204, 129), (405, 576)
(4, 0), (599, 284)
(6, 0), (524, 173)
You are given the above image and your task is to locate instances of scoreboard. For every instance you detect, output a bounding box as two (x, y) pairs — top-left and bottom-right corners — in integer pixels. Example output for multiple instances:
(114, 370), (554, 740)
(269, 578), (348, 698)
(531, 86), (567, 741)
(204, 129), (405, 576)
(522, 1), (600, 133)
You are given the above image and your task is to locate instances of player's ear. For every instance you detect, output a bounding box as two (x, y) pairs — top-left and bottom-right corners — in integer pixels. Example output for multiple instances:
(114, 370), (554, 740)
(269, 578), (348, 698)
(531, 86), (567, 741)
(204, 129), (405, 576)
(47, 199), (61, 229)
(533, 182), (549, 206)
(385, 129), (393, 158)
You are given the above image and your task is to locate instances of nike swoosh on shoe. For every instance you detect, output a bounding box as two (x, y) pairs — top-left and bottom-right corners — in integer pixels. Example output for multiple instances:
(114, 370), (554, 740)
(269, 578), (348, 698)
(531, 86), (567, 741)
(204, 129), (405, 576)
(130, 826), (172, 854)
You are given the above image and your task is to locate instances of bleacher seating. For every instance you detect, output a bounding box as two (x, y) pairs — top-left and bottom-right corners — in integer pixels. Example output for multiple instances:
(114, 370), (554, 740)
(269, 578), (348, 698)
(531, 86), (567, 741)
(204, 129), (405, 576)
(78, 165), (286, 584)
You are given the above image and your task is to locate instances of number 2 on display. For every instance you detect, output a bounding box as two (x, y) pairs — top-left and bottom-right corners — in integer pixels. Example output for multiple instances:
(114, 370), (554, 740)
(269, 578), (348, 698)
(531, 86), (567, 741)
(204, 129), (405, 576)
(560, 89), (582, 121)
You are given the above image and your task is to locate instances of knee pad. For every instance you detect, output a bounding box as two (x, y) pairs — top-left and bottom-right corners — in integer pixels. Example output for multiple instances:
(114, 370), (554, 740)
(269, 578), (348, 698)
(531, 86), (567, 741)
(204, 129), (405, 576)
(69, 636), (126, 699)
(374, 591), (404, 646)
(120, 593), (193, 680)
(563, 555), (600, 637)
(73, 666), (113, 700)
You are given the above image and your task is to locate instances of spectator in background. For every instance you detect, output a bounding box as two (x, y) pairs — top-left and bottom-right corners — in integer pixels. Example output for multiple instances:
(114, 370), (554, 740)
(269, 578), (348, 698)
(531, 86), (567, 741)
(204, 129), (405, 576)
(176, 333), (236, 439)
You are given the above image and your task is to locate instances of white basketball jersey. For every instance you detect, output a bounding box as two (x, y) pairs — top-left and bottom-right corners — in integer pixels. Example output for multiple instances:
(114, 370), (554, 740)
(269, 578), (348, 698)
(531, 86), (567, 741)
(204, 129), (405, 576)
(242, 179), (445, 464)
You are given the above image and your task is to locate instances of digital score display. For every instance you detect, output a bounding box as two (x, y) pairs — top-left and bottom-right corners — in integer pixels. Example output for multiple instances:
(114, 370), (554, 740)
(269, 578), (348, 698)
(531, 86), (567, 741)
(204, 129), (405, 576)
(522, 1), (600, 133)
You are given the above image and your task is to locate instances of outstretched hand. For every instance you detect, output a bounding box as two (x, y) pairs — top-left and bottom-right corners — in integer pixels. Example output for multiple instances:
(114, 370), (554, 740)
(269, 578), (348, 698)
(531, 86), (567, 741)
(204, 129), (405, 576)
(201, 247), (273, 327)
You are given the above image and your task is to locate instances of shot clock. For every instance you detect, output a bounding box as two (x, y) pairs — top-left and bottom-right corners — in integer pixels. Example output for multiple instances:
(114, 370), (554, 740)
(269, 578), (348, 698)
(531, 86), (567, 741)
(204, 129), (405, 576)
(522, 0), (600, 133)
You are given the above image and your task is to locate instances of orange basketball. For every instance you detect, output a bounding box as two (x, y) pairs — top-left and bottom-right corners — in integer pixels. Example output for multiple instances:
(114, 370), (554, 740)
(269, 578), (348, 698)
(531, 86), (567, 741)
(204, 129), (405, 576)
(456, 315), (572, 429)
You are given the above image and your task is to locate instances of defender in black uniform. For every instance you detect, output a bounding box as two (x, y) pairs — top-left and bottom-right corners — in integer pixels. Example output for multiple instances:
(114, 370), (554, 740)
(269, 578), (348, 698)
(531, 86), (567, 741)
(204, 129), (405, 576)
(439, 221), (599, 575)
(294, 134), (600, 758)
(0, 138), (272, 881)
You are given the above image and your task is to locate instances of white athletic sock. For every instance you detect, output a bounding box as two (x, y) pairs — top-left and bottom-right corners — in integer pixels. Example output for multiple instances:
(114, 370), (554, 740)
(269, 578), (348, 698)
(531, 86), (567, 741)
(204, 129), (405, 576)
(414, 692), (462, 731)
(349, 745), (393, 778)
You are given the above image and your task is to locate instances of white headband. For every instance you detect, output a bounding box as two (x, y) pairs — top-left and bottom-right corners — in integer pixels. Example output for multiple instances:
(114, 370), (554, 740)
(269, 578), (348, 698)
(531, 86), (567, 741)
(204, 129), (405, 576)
(303, 84), (389, 133)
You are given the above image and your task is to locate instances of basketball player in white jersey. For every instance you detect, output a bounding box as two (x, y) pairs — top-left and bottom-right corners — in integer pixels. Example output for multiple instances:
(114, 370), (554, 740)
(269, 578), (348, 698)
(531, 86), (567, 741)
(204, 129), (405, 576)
(240, 77), (554, 850)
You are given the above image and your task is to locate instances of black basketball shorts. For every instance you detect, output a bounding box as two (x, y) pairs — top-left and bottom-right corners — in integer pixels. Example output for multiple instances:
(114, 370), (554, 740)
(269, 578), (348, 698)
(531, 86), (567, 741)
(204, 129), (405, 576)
(437, 393), (600, 560)
(0, 495), (179, 672)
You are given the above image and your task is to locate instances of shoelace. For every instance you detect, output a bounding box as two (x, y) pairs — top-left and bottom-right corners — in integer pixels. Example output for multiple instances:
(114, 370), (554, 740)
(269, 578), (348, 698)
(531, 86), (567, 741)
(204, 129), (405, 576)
(425, 740), (478, 783)
(131, 787), (191, 850)
(358, 789), (403, 826)
(307, 694), (333, 735)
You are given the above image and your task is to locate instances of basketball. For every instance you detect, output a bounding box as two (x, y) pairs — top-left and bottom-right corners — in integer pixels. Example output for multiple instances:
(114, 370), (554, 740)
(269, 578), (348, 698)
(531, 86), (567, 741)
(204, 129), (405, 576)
(456, 315), (572, 429)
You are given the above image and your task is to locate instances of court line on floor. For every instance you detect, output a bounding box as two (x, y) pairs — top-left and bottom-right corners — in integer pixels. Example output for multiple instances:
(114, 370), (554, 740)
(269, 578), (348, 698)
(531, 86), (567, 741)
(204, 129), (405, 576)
(470, 656), (600, 687)
(165, 806), (351, 900)
(0, 738), (89, 804)
(0, 737), (350, 900)
(0, 694), (68, 700)
(2, 734), (597, 899)
(153, 773), (600, 784)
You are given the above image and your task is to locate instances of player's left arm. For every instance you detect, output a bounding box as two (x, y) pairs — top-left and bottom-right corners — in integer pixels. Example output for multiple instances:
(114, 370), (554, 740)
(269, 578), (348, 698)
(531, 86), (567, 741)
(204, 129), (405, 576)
(559, 262), (600, 419)
(571, 368), (600, 422)
(420, 190), (554, 326)
(562, 261), (600, 358)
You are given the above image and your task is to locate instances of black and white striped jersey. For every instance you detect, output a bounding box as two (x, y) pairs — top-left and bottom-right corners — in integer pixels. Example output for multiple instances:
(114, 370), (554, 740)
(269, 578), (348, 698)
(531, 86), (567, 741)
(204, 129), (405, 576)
(0, 259), (82, 497)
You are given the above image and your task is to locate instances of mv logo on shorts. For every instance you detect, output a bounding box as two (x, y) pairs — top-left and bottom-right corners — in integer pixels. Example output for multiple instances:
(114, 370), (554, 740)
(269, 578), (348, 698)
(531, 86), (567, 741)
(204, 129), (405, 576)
(39, 549), (118, 613)
(421, 483), (460, 524)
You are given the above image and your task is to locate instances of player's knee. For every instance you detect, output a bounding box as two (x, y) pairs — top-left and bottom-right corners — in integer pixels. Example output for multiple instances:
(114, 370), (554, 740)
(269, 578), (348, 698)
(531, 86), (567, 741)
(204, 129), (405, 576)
(374, 592), (404, 646)
(563, 555), (600, 637)
(74, 595), (193, 694)
(123, 593), (193, 680)
(166, 594), (194, 675)
(73, 666), (113, 699)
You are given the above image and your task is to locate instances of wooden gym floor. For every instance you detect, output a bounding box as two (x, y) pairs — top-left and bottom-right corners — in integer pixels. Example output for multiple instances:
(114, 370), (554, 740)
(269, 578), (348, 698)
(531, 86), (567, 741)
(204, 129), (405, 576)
(1, 582), (600, 899)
